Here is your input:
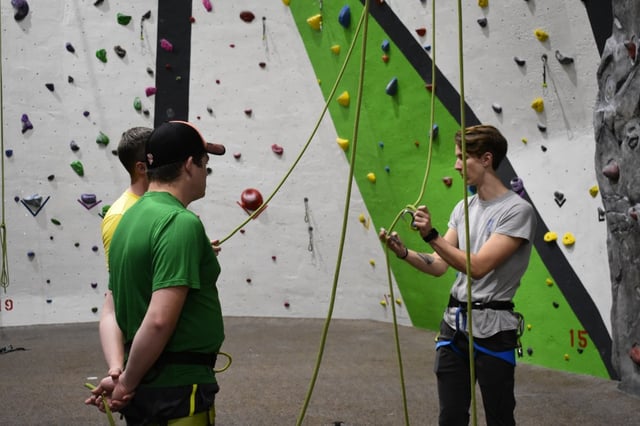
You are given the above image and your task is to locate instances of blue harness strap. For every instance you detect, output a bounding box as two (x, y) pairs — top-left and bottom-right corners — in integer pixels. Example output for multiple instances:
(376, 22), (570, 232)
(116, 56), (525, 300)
(435, 306), (518, 366)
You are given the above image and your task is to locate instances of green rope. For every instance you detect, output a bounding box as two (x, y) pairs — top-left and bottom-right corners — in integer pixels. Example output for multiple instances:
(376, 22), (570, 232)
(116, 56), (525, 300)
(84, 383), (116, 426)
(296, 2), (370, 424)
(455, 1), (478, 425)
(0, 7), (8, 293)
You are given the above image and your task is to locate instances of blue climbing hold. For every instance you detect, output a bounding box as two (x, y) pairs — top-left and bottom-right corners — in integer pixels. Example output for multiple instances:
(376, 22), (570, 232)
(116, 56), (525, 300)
(431, 124), (439, 139)
(381, 39), (390, 52)
(385, 77), (398, 96)
(338, 5), (351, 28)
(5, 150), (13, 158)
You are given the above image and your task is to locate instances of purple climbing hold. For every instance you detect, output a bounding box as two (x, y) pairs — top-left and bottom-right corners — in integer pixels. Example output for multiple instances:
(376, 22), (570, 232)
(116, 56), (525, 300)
(510, 177), (525, 197)
(11, 0), (29, 22)
(160, 39), (173, 52)
(92, 245), (99, 252)
(145, 87), (157, 97)
(83, 111), (90, 117)
(202, 0), (212, 12)
(91, 282), (98, 289)
(602, 160), (620, 182)
(65, 42), (75, 53)
(21, 113), (33, 133)
(81, 193), (97, 204)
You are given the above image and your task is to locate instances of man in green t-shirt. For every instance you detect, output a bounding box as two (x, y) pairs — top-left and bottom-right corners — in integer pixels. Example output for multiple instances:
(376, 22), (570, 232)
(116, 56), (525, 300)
(87, 121), (227, 425)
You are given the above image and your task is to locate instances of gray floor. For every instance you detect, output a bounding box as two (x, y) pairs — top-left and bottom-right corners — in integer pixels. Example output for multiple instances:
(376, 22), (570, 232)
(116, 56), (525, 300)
(0, 317), (638, 426)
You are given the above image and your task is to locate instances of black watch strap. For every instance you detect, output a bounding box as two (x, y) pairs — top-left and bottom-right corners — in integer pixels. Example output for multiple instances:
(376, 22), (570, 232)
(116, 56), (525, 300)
(423, 227), (439, 243)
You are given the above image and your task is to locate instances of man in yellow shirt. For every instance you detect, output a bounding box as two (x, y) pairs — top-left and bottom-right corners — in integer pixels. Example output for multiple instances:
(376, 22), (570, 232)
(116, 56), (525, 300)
(99, 126), (152, 379)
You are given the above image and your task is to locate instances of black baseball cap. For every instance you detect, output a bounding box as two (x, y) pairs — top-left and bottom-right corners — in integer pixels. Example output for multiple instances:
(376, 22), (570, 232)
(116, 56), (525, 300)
(145, 121), (226, 169)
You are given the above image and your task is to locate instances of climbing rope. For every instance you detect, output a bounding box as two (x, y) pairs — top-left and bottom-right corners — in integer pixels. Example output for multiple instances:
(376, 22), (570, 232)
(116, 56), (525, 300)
(295, 2), (370, 424)
(0, 9), (9, 293)
(455, 0), (478, 425)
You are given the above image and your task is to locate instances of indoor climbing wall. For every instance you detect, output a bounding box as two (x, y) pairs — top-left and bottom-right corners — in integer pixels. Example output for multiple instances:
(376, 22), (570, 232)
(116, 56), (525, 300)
(0, 1), (408, 329)
(0, 0), (624, 381)
(287, 0), (615, 379)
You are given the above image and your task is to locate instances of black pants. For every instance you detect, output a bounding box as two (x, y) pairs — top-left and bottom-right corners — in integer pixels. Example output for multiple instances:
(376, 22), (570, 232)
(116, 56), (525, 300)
(120, 383), (219, 426)
(434, 322), (516, 426)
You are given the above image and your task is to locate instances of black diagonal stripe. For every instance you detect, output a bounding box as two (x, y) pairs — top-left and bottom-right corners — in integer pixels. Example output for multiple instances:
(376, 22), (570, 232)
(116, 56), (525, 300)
(583, 0), (612, 55)
(363, 1), (616, 378)
(154, 1), (193, 126)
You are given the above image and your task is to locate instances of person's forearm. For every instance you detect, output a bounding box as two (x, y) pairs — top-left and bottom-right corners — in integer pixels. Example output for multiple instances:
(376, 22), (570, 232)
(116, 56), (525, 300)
(400, 247), (448, 276)
(99, 292), (124, 373)
(428, 235), (479, 278)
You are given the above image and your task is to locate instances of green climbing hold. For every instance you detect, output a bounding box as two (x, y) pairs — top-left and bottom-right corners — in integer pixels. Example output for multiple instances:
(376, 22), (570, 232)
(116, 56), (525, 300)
(96, 131), (109, 146)
(133, 97), (142, 111)
(71, 160), (84, 177)
(117, 13), (132, 25)
(96, 49), (107, 63)
(101, 204), (111, 216)
(51, 218), (61, 226)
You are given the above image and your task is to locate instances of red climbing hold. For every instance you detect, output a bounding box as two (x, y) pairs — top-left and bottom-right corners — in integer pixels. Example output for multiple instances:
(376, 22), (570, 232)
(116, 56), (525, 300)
(271, 144), (284, 155)
(240, 11), (255, 23)
(415, 28), (427, 37)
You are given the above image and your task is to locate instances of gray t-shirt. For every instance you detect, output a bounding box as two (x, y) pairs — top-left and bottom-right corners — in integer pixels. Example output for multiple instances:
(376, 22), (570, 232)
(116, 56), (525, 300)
(444, 190), (536, 338)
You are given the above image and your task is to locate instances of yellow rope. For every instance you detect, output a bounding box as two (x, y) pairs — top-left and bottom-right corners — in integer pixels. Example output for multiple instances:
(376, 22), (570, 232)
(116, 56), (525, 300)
(455, 1), (478, 425)
(296, 2), (371, 424)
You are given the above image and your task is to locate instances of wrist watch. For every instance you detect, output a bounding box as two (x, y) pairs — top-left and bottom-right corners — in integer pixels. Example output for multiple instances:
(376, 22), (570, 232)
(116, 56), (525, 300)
(422, 227), (439, 243)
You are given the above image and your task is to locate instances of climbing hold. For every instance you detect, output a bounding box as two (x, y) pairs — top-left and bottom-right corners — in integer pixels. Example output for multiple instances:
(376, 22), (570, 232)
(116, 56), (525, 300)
(70, 140), (80, 152)
(336, 138), (349, 151)
(534, 28), (549, 42)
(543, 231), (557, 242)
(282, 0), (291, 5)
(514, 56), (526, 66)
(370, 259), (376, 267)
(563, 353), (570, 361)
(92, 245), (99, 252)
(147, 67), (154, 76)
(491, 103), (502, 114)
(145, 87), (157, 97)
(415, 28), (427, 37)
(425, 83), (433, 92)
(553, 191), (566, 207)
(70, 160), (84, 177)
(96, 49), (107, 63)
(527, 347), (533, 356)
(510, 177), (525, 197)
(602, 160), (620, 182)
(384, 166), (390, 173)
(238, 188), (264, 213)
(431, 124), (439, 139)
(271, 144), (284, 155)
(477, 17), (488, 28)
(91, 282), (98, 289)
(91, 307), (99, 314)
(239, 11), (255, 23)
(378, 141), (384, 148)
(68, 76), (74, 83)
(442, 176), (453, 187)
(233, 152), (241, 160)
(133, 97), (142, 111)
(380, 299), (387, 307)
(47, 174), (54, 181)
(424, 45), (431, 52)
(338, 5), (351, 28)
(358, 213), (370, 229)
(21, 113), (33, 133)
(65, 42), (75, 53)
(546, 278), (554, 286)
(381, 39), (390, 52)
(537, 124), (547, 133)
(202, 0), (212, 12)
(366, 172), (376, 183)
(96, 132), (109, 146)
(629, 343), (640, 365)
(83, 111), (90, 118)
(531, 97), (544, 113)
(117, 13), (132, 25)
(284, 301), (290, 308)
(521, 137), (528, 144)
(330, 44), (341, 55)
(51, 218), (61, 226)
(629, 207), (638, 221)
(598, 207), (606, 222)
(114, 45), (127, 58)
(258, 62), (266, 69)
(527, 324), (533, 331)
(27, 250), (35, 259)
(589, 185), (599, 197)
(45, 83), (55, 92)
(553, 301), (560, 308)
(244, 109), (252, 116)
(414, 140), (421, 148)
(624, 40), (637, 61)
(160, 39), (174, 52)
(478, 0), (488, 7)
(555, 50), (574, 65)
(307, 14), (322, 31)
(5, 150), (13, 158)
(382, 54), (389, 63)
(337, 91), (350, 107)
(562, 232), (575, 246)
(385, 77), (398, 96)
(11, 0), (29, 21)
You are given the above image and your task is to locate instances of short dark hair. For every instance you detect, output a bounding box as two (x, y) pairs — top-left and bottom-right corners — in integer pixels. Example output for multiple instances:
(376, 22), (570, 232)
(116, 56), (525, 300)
(117, 127), (152, 175)
(455, 125), (507, 170)
(146, 151), (208, 183)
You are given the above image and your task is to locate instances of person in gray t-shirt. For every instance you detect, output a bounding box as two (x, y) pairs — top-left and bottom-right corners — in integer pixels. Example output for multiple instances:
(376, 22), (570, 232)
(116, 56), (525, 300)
(380, 125), (536, 426)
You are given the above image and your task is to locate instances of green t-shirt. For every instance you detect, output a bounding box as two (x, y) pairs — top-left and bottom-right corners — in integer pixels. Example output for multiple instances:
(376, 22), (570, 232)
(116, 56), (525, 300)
(109, 191), (225, 387)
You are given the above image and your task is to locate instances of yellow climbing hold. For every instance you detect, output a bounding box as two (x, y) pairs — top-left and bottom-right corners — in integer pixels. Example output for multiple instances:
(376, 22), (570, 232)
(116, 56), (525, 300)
(369, 259), (376, 266)
(521, 137), (528, 144)
(543, 231), (557, 242)
(359, 213), (370, 229)
(282, 0), (291, 5)
(531, 97), (544, 113)
(380, 299), (387, 307)
(564, 353), (570, 361)
(546, 278), (554, 287)
(337, 91), (350, 107)
(331, 44), (341, 55)
(478, 0), (488, 7)
(534, 28), (549, 42)
(562, 232), (576, 246)
(589, 185), (599, 197)
(307, 14), (322, 31)
(527, 324), (532, 331)
(367, 172), (376, 183)
(336, 137), (349, 151)
(396, 298), (402, 306)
